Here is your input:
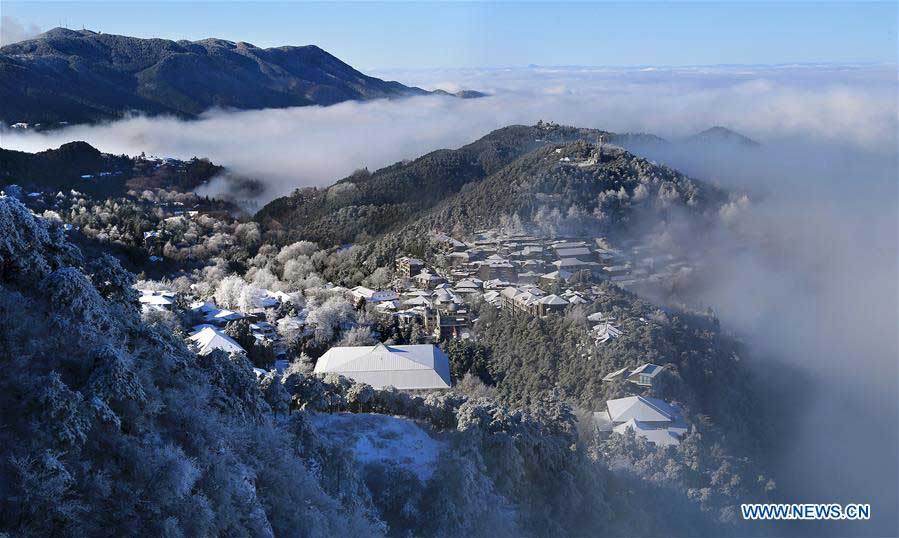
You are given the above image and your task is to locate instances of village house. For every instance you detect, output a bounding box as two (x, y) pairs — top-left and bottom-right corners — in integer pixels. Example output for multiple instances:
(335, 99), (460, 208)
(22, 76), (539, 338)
(413, 271), (446, 290)
(137, 290), (177, 312)
(539, 269), (572, 288)
(431, 302), (472, 340)
(313, 342), (452, 390)
(593, 395), (688, 447)
(349, 286), (399, 308)
(478, 256), (517, 282)
(189, 326), (246, 356)
(593, 322), (624, 344)
(562, 289), (589, 305)
(553, 257), (598, 274)
(602, 264), (631, 278)
(596, 248), (626, 266)
(446, 251), (470, 267)
(433, 232), (467, 253)
(516, 270), (541, 285)
(452, 278), (483, 296)
(627, 363), (664, 387)
(519, 258), (547, 273)
(396, 256), (425, 278)
(534, 294), (569, 316)
(555, 246), (594, 260)
(499, 286), (568, 317)
(500, 286), (541, 315)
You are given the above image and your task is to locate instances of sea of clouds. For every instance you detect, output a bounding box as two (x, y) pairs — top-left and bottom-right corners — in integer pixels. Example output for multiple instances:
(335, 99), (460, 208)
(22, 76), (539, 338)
(1, 63), (895, 203)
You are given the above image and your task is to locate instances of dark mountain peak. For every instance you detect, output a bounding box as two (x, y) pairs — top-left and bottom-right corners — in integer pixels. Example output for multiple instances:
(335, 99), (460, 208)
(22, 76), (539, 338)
(0, 29), (467, 125)
(193, 37), (239, 48)
(432, 88), (489, 99)
(35, 27), (88, 39)
(688, 126), (760, 147)
(42, 141), (103, 159)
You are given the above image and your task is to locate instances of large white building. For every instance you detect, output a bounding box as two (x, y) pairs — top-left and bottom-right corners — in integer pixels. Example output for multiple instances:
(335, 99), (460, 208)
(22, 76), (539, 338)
(594, 395), (688, 447)
(314, 343), (452, 390)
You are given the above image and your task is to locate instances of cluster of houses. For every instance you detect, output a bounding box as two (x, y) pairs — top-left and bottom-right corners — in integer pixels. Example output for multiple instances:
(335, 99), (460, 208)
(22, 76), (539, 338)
(433, 229), (692, 290)
(349, 277), (473, 340)
(137, 287), (297, 372)
(138, 286), (456, 390)
(344, 227), (669, 344)
(342, 227), (677, 343)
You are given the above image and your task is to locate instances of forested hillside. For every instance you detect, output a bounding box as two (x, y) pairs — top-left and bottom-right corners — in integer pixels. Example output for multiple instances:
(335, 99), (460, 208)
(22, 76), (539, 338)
(0, 28), (463, 125)
(444, 284), (779, 522)
(0, 195), (745, 536)
(256, 124), (610, 245)
(347, 132), (733, 272)
(0, 141), (223, 197)
(256, 123), (741, 281)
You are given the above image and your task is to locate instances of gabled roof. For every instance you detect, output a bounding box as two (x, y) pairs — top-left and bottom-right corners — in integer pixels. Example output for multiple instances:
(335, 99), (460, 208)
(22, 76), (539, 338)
(602, 366), (630, 382)
(629, 363), (663, 378)
(541, 269), (573, 280)
(482, 290), (500, 302)
(613, 419), (683, 447)
(556, 247), (592, 257)
(398, 256), (424, 265)
(139, 294), (174, 306)
(213, 309), (244, 321)
(553, 258), (595, 268)
(189, 327), (246, 356)
(406, 290), (432, 297)
(500, 287), (522, 299)
(351, 285), (376, 298)
(314, 343), (451, 390)
(606, 395), (678, 423)
(403, 296), (432, 307)
(190, 300), (217, 313)
(538, 294), (569, 305)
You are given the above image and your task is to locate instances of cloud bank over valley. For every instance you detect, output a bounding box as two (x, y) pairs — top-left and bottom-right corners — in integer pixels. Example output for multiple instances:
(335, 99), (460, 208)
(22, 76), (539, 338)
(1, 64), (894, 204)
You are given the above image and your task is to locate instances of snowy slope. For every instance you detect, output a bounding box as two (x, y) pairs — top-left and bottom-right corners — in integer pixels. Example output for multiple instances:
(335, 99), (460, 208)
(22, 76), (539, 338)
(311, 413), (446, 481)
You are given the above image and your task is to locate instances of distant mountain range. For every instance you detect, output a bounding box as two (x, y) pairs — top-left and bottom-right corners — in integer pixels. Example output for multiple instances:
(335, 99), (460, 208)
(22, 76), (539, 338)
(0, 28), (482, 125)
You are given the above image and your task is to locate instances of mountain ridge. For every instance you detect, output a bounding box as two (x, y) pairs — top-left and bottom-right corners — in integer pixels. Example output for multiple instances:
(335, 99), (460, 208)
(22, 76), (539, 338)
(256, 123), (729, 258)
(0, 28), (479, 125)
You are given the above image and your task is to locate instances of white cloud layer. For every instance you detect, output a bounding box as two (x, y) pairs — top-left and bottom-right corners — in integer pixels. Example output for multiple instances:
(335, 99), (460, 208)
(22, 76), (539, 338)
(1, 64), (895, 204)
(0, 16), (40, 46)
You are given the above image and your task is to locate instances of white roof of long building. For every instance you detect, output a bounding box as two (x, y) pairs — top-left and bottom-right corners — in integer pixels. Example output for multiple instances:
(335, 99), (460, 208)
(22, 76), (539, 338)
(606, 395), (679, 423)
(139, 294), (175, 306)
(314, 343), (451, 390)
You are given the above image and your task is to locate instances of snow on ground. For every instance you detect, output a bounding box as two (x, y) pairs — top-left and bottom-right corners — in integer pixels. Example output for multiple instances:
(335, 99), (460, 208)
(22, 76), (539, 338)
(310, 413), (446, 481)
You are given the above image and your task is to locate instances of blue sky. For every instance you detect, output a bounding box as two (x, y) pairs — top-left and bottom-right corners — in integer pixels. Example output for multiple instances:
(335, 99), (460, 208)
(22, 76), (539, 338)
(2, 1), (896, 69)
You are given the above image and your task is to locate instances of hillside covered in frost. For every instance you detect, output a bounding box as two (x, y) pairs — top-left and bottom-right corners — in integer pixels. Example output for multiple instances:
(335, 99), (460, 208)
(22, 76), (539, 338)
(0, 195), (741, 537)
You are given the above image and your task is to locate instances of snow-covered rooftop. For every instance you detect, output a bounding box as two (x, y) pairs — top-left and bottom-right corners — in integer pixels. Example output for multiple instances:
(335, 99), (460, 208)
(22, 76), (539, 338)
(314, 343), (451, 390)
